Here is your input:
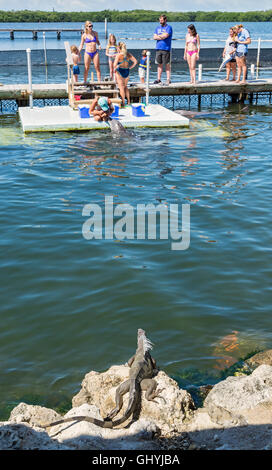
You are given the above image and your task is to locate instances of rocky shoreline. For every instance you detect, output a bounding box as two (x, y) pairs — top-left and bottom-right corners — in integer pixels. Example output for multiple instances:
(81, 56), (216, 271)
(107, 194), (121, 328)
(1, 349), (272, 450)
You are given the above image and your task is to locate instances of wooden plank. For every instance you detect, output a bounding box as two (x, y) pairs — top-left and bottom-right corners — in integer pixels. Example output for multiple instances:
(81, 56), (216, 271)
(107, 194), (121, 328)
(73, 90), (119, 96)
(1, 79), (272, 102)
(75, 81), (116, 87)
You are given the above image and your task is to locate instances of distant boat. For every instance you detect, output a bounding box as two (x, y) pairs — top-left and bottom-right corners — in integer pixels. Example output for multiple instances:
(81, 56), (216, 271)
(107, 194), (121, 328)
(218, 54), (235, 72)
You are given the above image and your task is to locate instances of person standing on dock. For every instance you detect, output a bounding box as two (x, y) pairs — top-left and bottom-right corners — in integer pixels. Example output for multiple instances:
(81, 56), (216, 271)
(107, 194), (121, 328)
(138, 50), (148, 84)
(106, 34), (118, 81)
(222, 27), (237, 81)
(153, 14), (173, 85)
(79, 21), (101, 82)
(114, 41), (137, 107)
(184, 24), (200, 85)
(71, 45), (81, 83)
(235, 24), (251, 84)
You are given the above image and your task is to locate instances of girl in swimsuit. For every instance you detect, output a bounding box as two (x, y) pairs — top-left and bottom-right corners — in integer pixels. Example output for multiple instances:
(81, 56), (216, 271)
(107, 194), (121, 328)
(79, 20), (101, 82)
(106, 34), (118, 80)
(184, 24), (200, 85)
(113, 42), (137, 107)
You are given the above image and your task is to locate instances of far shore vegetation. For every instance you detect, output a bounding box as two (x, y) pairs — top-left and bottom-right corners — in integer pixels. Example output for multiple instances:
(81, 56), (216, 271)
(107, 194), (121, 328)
(0, 9), (272, 23)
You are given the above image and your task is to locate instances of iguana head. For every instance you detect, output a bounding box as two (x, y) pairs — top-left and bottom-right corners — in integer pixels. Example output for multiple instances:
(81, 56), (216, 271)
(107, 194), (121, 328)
(137, 329), (153, 352)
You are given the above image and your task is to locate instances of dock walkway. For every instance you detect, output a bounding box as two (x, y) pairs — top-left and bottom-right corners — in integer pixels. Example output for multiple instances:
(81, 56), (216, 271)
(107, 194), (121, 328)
(1, 79), (272, 110)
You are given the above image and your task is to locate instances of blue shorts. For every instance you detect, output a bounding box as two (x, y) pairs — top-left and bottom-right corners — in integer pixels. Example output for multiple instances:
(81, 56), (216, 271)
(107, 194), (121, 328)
(236, 52), (247, 58)
(73, 65), (80, 75)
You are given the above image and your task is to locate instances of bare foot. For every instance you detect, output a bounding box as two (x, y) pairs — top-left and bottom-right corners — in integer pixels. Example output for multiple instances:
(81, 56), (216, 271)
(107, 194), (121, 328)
(240, 80), (246, 84)
(225, 77), (229, 81)
(235, 80), (241, 83)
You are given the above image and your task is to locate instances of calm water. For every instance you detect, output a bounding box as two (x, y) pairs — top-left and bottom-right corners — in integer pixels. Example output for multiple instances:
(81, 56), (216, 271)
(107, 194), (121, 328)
(0, 21), (272, 51)
(0, 101), (272, 418)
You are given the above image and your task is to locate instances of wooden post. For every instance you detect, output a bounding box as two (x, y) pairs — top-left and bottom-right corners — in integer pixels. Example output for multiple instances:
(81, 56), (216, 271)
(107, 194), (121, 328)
(250, 64), (255, 79)
(229, 93), (238, 103)
(33, 31), (38, 40)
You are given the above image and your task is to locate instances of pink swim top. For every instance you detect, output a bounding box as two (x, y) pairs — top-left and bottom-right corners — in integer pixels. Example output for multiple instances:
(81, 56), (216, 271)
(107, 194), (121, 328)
(186, 35), (197, 44)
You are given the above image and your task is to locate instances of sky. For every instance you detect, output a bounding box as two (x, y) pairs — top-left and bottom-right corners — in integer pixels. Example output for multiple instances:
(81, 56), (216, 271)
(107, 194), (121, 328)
(0, 0), (272, 12)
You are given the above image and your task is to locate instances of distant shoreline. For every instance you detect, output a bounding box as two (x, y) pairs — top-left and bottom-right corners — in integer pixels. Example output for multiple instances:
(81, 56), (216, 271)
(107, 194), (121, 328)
(0, 9), (272, 23)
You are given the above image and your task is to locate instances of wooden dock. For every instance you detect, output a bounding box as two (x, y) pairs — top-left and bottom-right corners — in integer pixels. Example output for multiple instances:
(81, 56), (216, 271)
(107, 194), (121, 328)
(1, 79), (272, 108)
(0, 28), (83, 40)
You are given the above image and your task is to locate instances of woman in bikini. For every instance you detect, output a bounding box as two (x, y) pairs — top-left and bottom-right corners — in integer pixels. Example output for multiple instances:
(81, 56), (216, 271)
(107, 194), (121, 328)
(113, 42), (137, 107)
(79, 20), (101, 82)
(184, 24), (200, 85)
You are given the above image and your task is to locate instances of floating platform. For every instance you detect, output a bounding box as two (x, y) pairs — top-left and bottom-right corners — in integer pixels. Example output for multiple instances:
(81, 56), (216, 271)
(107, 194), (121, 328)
(18, 104), (190, 133)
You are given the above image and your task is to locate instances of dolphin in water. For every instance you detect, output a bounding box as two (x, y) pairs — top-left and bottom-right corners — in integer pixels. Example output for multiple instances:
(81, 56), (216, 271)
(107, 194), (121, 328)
(107, 118), (131, 137)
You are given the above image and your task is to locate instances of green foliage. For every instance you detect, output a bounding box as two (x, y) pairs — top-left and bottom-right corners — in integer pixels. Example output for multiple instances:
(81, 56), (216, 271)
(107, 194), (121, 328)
(0, 9), (272, 23)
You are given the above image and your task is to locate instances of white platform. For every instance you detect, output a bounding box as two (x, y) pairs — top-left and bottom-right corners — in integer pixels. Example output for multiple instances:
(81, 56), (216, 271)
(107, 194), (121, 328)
(18, 104), (189, 133)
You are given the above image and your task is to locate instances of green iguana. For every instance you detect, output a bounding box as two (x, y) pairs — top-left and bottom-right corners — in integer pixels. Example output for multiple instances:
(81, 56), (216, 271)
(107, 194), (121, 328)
(42, 328), (163, 429)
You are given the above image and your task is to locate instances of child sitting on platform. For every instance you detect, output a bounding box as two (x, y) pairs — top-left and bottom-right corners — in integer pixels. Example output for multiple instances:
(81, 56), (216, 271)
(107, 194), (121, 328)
(89, 97), (114, 121)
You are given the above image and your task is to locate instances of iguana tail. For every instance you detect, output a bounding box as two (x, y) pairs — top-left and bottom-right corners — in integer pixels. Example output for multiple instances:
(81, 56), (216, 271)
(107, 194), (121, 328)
(42, 380), (140, 430)
(41, 415), (114, 429)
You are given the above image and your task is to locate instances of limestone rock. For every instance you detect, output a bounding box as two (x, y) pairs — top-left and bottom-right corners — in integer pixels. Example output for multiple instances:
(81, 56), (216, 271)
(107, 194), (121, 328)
(72, 365), (195, 435)
(46, 403), (160, 450)
(204, 365), (272, 426)
(9, 402), (61, 427)
(246, 349), (272, 369)
(185, 408), (272, 450)
(0, 422), (69, 450)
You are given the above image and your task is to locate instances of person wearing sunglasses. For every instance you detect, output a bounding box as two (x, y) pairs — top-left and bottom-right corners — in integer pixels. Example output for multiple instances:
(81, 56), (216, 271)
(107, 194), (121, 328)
(79, 21), (102, 82)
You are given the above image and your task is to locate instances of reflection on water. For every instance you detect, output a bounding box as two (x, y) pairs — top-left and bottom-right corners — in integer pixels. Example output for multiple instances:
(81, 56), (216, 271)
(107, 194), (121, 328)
(0, 104), (271, 418)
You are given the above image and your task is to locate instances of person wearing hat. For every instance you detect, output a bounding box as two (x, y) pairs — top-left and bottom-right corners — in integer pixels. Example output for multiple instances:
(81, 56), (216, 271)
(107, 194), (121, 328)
(89, 96), (114, 121)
